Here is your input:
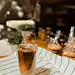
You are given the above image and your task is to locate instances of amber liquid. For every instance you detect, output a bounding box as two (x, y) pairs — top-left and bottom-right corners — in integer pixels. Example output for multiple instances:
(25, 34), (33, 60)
(18, 50), (35, 74)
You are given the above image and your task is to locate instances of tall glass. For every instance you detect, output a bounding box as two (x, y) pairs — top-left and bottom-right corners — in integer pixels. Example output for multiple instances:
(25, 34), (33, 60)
(18, 43), (37, 75)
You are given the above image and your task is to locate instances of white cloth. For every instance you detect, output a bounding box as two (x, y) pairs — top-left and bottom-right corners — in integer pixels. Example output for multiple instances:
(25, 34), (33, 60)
(36, 47), (75, 75)
(36, 47), (62, 75)
(0, 40), (20, 75)
(0, 40), (13, 56)
(0, 52), (21, 75)
(0, 41), (75, 75)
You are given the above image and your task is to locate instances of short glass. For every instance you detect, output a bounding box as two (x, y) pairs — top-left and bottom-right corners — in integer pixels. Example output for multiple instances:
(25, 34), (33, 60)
(18, 43), (38, 75)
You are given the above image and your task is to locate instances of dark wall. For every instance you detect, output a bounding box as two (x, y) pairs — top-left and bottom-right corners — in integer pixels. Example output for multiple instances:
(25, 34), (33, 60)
(40, 0), (75, 4)
(39, 0), (75, 34)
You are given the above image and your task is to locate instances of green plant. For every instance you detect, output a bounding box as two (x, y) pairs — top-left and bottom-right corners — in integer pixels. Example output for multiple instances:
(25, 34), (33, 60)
(7, 29), (23, 45)
(18, 24), (33, 31)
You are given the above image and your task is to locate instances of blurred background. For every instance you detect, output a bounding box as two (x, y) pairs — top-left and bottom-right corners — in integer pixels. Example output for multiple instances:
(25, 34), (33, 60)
(0, 0), (75, 35)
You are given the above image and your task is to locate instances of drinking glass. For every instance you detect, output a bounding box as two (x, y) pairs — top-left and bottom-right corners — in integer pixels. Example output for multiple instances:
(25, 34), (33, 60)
(18, 43), (37, 75)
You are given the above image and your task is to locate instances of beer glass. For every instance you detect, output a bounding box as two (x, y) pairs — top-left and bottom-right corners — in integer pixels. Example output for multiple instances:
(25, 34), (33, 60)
(18, 43), (37, 75)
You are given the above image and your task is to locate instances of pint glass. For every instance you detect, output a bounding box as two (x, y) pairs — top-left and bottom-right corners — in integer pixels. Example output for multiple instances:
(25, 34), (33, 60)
(18, 44), (37, 75)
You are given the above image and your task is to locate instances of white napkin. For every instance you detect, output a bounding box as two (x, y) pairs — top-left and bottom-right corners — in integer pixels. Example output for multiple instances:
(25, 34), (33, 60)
(0, 52), (21, 75)
(36, 47), (62, 75)
(0, 40), (13, 56)
(36, 47), (75, 75)
(0, 40), (21, 75)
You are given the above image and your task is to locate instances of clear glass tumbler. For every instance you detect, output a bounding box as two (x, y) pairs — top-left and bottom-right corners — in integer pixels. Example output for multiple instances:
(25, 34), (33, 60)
(18, 43), (38, 75)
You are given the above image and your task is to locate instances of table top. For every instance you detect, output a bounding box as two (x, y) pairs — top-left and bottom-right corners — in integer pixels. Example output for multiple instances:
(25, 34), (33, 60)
(0, 39), (75, 75)
(0, 47), (75, 75)
(19, 47), (75, 75)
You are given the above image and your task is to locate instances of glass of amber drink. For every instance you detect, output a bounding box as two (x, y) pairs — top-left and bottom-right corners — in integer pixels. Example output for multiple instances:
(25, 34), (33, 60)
(18, 43), (37, 75)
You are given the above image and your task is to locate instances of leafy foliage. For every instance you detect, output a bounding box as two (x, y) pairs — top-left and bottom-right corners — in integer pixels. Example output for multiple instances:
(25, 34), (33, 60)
(7, 28), (23, 45)
(18, 24), (33, 31)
